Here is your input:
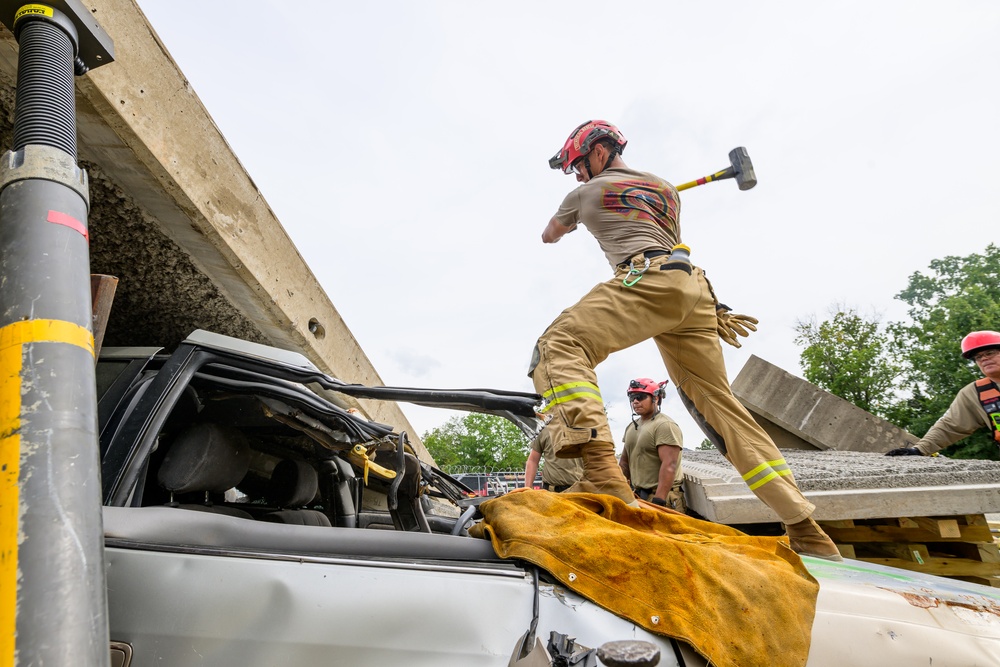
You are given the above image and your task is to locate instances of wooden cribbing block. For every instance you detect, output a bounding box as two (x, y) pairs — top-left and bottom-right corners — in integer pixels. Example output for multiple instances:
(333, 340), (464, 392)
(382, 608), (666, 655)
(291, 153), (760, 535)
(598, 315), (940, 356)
(819, 522), (993, 545)
(934, 542), (1000, 563)
(857, 557), (1000, 578)
(836, 544), (856, 559)
(898, 517), (961, 538)
(854, 543), (931, 563)
(91, 274), (119, 359)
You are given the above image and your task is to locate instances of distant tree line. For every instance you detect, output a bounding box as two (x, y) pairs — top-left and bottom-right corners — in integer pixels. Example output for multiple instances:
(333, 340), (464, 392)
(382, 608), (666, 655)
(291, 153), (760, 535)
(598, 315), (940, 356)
(422, 413), (529, 472)
(795, 244), (999, 459)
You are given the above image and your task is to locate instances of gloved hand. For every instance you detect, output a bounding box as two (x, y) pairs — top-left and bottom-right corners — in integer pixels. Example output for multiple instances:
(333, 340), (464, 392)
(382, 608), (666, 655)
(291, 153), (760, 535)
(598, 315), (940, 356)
(885, 446), (922, 456)
(716, 304), (759, 348)
(650, 496), (667, 507)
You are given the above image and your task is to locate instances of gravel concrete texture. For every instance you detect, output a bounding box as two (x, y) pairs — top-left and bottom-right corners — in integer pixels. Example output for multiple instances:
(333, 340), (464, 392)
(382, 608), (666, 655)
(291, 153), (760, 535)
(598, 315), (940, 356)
(682, 449), (1000, 524)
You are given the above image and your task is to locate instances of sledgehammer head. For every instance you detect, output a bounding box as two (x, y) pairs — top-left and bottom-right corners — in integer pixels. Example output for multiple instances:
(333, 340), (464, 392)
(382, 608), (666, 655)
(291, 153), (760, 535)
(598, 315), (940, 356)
(675, 146), (758, 192)
(729, 146), (756, 191)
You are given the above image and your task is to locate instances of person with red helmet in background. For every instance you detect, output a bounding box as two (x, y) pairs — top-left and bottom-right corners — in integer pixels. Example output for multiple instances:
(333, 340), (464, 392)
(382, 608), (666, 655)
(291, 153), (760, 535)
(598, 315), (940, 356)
(618, 378), (686, 512)
(886, 330), (1000, 456)
(528, 120), (842, 560)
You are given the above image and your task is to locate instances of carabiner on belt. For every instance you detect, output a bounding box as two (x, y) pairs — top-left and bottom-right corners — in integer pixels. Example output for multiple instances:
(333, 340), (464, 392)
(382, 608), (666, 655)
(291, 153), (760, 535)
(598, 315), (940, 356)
(622, 257), (650, 287)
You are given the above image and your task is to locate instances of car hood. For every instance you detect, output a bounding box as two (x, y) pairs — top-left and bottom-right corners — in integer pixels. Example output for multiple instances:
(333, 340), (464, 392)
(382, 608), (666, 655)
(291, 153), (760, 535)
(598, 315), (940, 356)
(804, 555), (1000, 664)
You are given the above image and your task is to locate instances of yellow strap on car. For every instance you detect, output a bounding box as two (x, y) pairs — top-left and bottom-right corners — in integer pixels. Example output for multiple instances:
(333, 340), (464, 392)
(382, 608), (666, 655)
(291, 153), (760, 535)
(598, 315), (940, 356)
(347, 444), (397, 485)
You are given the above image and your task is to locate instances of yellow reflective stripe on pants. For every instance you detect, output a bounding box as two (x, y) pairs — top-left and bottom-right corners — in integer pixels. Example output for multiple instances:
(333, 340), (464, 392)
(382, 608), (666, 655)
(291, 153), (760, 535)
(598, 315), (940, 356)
(742, 459), (792, 491)
(530, 265), (815, 524)
(539, 381), (602, 413)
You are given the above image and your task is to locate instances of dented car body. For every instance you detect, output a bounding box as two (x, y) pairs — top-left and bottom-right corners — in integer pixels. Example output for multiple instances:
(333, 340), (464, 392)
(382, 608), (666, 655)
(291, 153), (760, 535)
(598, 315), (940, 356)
(99, 331), (1000, 666)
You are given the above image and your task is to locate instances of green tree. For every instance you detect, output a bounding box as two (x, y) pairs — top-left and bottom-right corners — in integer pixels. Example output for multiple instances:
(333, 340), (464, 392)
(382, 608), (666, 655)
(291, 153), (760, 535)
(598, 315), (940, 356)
(889, 244), (1000, 459)
(422, 413), (530, 472)
(697, 439), (715, 451)
(794, 307), (901, 421)
(795, 245), (1000, 459)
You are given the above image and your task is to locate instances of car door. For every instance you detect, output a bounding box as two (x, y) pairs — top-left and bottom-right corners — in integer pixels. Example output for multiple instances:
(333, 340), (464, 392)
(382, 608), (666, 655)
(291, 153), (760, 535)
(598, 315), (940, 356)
(104, 506), (679, 666)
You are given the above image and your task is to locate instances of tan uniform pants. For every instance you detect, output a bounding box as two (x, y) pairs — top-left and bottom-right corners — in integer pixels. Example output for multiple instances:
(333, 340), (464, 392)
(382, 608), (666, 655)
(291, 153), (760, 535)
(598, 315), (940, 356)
(530, 259), (814, 524)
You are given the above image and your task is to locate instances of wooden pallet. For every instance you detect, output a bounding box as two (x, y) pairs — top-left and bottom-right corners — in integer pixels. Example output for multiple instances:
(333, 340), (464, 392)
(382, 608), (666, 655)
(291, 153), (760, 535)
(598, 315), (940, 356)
(818, 514), (1000, 587)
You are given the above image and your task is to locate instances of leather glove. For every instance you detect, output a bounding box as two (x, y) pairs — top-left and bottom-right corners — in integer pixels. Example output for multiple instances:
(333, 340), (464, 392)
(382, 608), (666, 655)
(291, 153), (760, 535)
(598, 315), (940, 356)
(885, 446), (922, 456)
(716, 304), (759, 348)
(650, 496), (667, 507)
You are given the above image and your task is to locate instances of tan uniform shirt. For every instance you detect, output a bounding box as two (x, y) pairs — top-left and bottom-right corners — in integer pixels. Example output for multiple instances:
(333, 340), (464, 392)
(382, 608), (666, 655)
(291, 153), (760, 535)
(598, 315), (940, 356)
(530, 428), (584, 487)
(622, 412), (684, 490)
(552, 166), (681, 269)
(915, 380), (995, 454)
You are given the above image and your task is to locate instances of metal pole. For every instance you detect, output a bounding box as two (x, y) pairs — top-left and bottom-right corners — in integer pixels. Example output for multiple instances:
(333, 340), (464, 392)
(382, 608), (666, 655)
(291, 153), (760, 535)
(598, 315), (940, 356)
(0, 2), (114, 665)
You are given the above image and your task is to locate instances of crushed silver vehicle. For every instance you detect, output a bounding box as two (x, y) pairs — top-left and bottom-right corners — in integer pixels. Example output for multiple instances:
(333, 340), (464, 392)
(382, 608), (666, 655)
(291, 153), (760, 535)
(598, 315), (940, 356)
(100, 331), (1000, 666)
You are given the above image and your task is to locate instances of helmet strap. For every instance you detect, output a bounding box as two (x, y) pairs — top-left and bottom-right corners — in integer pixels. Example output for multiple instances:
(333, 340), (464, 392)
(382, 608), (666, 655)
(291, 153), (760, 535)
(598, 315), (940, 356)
(584, 145), (618, 179)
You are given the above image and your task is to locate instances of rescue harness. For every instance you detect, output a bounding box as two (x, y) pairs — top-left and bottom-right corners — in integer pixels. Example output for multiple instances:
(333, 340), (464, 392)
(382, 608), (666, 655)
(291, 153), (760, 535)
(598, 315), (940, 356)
(974, 377), (1000, 444)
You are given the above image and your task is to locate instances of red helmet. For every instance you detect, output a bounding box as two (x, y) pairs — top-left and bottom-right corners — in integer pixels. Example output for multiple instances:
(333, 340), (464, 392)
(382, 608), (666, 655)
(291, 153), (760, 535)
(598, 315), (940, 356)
(549, 120), (627, 174)
(961, 330), (1000, 359)
(627, 377), (668, 401)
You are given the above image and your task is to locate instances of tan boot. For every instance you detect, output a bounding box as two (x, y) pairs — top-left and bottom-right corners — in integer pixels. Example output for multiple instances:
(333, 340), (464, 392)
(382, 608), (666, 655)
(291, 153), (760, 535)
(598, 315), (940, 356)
(565, 441), (639, 507)
(785, 518), (843, 562)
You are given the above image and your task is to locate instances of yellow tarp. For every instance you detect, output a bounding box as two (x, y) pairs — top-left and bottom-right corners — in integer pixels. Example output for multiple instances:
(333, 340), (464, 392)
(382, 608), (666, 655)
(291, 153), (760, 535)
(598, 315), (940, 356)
(470, 491), (818, 667)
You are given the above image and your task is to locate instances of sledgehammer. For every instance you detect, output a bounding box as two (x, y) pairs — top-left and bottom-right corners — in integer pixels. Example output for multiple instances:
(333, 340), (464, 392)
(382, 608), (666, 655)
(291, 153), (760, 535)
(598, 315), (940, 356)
(676, 147), (756, 192)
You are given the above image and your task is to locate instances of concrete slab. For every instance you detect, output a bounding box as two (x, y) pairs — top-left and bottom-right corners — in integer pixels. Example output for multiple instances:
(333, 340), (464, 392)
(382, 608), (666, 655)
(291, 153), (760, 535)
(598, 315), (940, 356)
(732, 355), (917, 453)
(0, 2), (429, 458)
(682, 449), (1000, 525)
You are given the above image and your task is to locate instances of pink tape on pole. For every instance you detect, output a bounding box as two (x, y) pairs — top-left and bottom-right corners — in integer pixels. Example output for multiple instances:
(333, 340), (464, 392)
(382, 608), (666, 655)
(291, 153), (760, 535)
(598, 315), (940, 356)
(46, 210), (89, 243)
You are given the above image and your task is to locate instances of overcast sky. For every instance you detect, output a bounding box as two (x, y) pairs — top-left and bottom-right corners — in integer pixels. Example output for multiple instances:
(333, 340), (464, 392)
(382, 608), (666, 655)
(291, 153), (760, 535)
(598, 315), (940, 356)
(136, 1), (1000, 454)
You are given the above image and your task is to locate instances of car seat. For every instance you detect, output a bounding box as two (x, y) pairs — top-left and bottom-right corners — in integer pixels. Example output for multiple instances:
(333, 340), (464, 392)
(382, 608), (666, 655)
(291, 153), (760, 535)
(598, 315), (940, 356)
(261, 459), (332, 527)
(157, 422), (253, 519)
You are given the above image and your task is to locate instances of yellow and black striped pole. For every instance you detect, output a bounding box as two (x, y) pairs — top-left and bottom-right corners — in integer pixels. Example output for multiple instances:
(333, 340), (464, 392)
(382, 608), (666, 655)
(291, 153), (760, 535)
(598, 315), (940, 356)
(0, 2), (114, 666)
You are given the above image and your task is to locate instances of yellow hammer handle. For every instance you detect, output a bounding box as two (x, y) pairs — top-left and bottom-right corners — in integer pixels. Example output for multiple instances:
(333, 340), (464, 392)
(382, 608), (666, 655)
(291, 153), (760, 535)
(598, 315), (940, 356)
(676, 167), (734, 192)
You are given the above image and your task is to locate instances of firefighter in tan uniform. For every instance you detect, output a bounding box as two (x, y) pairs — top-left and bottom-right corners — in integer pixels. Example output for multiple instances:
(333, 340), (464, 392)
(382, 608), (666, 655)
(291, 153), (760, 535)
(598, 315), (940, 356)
(618, 378), (686, 512)
(524, 426), (583, 492)
(529, 120), (841, 560)
(886, 330), (1000, 456)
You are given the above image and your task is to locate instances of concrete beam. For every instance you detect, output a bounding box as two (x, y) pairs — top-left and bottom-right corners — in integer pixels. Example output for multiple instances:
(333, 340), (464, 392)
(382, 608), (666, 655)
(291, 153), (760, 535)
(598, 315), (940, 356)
(0, 1), (429, 458)
(732, 355), (916, 453)
(686, 480), (1000, 525)
(682, 450), (1000, 524)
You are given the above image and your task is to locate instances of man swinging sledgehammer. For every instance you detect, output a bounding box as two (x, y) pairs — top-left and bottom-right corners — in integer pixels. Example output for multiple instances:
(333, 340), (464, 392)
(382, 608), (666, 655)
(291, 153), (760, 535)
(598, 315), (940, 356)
(528, 120), (842, 561)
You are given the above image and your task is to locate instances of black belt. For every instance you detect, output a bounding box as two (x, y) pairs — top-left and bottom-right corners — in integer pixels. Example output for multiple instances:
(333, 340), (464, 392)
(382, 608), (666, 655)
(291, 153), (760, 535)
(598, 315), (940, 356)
(617, 249), (670, 269)
(634, 483), (682, 495)
(546, 483), (572, 493)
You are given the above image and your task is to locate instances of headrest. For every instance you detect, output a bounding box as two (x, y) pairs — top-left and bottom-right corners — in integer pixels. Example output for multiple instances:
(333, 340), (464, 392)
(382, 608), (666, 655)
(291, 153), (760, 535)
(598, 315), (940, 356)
(157, 423), (250, 494)
(265, 459), (319, 508)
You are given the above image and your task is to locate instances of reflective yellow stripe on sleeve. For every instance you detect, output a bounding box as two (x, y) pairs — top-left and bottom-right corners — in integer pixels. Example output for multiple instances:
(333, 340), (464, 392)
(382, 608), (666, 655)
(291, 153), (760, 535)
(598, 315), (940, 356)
(539, 381), (602, 413)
